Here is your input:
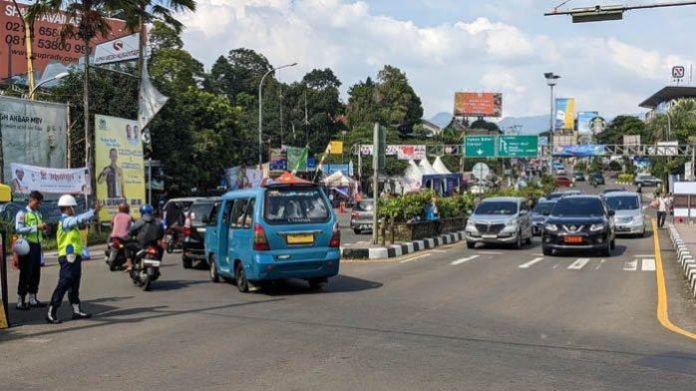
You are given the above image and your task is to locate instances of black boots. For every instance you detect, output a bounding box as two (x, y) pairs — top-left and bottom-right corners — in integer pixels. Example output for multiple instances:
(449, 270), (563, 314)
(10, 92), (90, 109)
(45, 306), (62, 324)
(71, 304), (92, 320)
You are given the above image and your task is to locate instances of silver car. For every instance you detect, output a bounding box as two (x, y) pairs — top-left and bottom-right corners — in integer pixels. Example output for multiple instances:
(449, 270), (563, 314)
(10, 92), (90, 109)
(465, 197), (534, 249)
(603, 191), (645, 237)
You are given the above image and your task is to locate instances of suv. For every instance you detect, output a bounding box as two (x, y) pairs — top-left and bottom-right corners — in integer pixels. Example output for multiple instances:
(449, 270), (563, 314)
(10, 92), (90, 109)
(542, 195), (616, 256)
(589, 172), (605, 186)
(634, 174), (662, 187)
(350, 199), (374, 234)
(465, 197), (533, 249)
(182, 198), (219, 269)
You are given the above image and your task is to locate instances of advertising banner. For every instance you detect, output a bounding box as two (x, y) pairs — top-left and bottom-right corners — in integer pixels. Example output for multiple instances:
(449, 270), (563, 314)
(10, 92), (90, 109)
(554, 98), (575, 131)
(286, 146), (308, 172)
(577, 111), (598, 135)
(0, 96), (67, 182)
(396, 145), (427, 160)
(95, 114), (145, 221)
(329, 141), (343, 155)
(10, 163), (87, 195)
(1, 0), (129, 79)
(454, 92), (503, 117)
(94, 33), (139, 65)
(224, 166), (263, 190)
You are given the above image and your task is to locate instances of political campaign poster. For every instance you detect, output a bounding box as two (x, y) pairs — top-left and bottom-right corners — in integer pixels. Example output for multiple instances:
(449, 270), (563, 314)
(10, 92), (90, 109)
(95, 114), (145, 221)
(224, 166), (263, 190)
(10, 163), (87, 195)
(0, 96), (67, 182)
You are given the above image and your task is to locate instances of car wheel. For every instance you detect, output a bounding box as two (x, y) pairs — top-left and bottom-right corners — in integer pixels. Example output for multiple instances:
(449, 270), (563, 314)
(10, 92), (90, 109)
(610, 239), (616, 250)
(466, 241), (476, 249)
(542, 246), (552, 256)
(515, 232), (523, 249)
(353, 228), (361, 234)
(308, 278), (327, 291)
(601, 243), (611, 257)
(525, 236), (532, 245)
(182, 256), (193, 269)
(235, 262), (249, 293)
(209, 255), (221, 283)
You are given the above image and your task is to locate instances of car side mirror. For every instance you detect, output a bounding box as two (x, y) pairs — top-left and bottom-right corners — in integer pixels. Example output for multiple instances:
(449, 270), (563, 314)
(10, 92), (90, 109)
(608, 210), (616, 217)
(466, 209), (473, 215)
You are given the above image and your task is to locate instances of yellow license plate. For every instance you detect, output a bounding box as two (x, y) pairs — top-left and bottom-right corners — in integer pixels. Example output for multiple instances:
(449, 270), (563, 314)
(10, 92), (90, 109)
(287, 234), (314, 245)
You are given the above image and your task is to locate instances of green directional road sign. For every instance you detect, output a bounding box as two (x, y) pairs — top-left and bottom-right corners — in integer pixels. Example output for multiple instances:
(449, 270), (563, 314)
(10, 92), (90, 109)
(498, 136), (539, 158)
(464, 136), (496, 158)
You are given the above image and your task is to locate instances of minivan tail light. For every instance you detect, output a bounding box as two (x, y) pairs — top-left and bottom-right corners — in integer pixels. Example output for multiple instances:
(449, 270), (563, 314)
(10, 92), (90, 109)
(329, 224), (341, 248)
(253, 224), (271, 251)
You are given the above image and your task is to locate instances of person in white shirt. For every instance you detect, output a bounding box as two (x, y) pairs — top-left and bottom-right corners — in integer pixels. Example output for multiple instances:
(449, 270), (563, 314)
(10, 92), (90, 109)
(656, 192), (669, 229)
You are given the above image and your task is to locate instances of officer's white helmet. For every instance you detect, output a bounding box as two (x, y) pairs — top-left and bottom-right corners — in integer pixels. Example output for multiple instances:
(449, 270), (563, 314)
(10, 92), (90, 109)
(58, 195), (78, 207)
(14, 238), (30, 256)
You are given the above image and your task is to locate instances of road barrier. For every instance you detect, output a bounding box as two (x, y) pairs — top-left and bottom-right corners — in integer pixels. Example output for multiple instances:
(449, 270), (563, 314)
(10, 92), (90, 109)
(668, 224), (696, 298)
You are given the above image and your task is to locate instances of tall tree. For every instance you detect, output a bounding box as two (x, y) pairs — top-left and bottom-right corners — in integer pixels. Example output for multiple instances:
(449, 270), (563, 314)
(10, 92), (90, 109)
(597, 115), (648, 145)
(375, 65), (423, 134)
(346, 77), (379, 129)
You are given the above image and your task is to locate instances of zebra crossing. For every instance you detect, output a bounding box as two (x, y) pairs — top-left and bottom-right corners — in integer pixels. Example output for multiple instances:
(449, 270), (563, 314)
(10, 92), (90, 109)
(515, 256), (657, 272)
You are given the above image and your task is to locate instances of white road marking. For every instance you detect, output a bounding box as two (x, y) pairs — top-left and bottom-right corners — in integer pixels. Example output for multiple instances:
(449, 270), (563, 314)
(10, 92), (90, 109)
(623, 259), (638, 272)
(532, 253), (543, 256)
(399, 253), (432, 264)
(478, 251), (504, 255)
(552, 263), (560, 269)
(595, 259), (606, 270)
(568, 258), (591, 270)
(518, 257), (544, 269)
(641, 258), (656, 272)
(634, 254), (654, 258)
(450, 255), (480, 266)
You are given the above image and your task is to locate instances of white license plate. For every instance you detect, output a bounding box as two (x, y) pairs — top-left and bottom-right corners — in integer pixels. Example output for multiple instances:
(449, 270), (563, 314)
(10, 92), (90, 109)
(482, 235), (497, 239)
(143, 260), (161, 267)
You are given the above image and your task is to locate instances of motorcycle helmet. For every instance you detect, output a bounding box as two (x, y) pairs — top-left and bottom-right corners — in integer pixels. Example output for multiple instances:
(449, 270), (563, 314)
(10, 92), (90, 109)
(140, 204), (154, 216)
(14, 238), (30, 256)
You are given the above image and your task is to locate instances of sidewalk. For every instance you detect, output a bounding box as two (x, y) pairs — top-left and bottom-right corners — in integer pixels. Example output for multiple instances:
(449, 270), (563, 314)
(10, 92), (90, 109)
(341, 231), (466, 260)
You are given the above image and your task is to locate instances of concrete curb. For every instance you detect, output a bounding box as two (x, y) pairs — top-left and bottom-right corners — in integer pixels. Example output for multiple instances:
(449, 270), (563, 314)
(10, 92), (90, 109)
(341, 231), (466, 260)
(668, 224), (696, 298)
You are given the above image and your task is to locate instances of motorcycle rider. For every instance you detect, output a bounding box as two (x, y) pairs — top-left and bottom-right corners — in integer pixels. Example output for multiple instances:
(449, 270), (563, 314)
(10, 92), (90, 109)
(129, 204), (165, 260)
(109, 203), (133, 271)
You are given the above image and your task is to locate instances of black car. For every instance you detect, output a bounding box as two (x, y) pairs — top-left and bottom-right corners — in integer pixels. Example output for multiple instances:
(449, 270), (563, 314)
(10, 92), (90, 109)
(573, 172), (585, 182)
(634, 174), (662, 188)
(182, 198), (219, 269)
(542, 195), (615, 256)
(589, 172), (605, 186)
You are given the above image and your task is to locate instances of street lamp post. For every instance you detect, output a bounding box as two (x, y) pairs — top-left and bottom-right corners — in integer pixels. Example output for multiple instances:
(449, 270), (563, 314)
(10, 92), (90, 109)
(27, 72), (69, 100)
(544, 72), (560, 173)
(258, 62), (298, 167)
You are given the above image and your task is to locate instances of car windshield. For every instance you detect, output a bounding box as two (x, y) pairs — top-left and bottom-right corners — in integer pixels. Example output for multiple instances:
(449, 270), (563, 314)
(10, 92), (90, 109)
(475, 201), (518, 215)
(356, 200), (374, 212)
(552, 198), (605, 217)
(533, 202), (554, 215)
(189, 203), (215, 225)
(264, 187), (330, 224)
(605, 196), (639, 210)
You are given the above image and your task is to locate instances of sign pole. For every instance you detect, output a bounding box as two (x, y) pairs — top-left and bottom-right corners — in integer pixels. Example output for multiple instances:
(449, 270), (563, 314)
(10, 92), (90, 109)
(372, 124), (380, 245)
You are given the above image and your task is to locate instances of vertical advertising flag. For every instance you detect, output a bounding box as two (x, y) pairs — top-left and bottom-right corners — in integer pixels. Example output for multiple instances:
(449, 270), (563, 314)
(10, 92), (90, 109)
(577, 111), (599, 135)
(554, 98), (576, 131)
(95, 115), (145, 221)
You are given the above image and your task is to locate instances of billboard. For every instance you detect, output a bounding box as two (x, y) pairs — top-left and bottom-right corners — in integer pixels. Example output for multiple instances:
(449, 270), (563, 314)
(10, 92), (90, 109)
(577, 111), (598, 135)
(554, 98), (575, 131)
(454, 92), (503, 117)
(1, 0), (130, 79)
(0, 96), (67, 182)
(95, 114), (145, 221)
(94, 33), (140, 65)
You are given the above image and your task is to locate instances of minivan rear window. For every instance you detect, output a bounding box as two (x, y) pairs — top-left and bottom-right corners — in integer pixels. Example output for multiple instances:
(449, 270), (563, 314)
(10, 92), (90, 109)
(264, 188), (330, 224)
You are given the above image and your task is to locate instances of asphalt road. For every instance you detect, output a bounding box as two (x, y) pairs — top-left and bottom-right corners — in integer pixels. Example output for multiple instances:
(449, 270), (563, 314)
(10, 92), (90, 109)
(2, 181), (695, 390)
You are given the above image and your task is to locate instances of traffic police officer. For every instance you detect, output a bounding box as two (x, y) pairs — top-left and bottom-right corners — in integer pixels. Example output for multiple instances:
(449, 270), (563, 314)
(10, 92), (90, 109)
(15, 191), (48, 310)
(46, 195), (101, 324)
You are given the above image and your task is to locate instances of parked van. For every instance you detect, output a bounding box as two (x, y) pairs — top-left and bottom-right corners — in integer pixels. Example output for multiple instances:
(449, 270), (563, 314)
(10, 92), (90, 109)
(204, 173), (341, 292)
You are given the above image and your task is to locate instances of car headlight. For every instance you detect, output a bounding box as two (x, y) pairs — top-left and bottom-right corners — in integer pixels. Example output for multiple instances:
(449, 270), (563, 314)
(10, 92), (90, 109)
(506, 218), (518, 227)
(590, 224), (606, 232)
(466, 221), (477, 231)
(545, 224), (558, 232)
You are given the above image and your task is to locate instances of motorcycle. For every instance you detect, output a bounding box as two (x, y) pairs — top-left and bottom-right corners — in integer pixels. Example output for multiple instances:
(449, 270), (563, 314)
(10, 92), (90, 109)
(130, 244), (163, 291)
(105, 237), (128, 271)
(164, 227), (183, 254)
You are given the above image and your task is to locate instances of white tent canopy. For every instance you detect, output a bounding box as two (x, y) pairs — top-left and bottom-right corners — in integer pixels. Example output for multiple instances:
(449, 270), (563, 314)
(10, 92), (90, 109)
(322, 171), (354, 187)
(418, 158), (437, 175)
(432, 156), (451, 174)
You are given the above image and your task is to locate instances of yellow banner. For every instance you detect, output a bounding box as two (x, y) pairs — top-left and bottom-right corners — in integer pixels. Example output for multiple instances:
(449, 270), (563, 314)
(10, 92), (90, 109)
(95, 115), (145, 221)
(330, 141), (343, 155)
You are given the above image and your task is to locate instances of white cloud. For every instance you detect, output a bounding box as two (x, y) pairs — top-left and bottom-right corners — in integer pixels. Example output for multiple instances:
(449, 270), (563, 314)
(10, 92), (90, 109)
(177, 0), (691, 118)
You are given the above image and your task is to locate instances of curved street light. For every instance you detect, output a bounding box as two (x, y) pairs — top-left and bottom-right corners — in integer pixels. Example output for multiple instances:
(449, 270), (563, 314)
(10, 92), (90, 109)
(28, 71), (69, 100)
(259, 62), (298, 166)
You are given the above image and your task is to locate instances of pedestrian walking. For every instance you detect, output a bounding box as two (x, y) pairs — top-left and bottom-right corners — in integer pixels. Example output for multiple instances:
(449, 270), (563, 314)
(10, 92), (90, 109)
(46, 195), (101, 324)
(14, 191), (48, 310)
(655, 192), (669, 229)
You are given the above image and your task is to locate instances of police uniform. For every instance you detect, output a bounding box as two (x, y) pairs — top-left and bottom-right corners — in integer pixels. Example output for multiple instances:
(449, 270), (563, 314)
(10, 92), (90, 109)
(15, 206), (45, 309)
(46, 209), (95, 323)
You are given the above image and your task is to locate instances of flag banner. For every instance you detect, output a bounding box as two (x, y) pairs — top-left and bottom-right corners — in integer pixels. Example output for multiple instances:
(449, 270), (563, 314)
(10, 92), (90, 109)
(138, 57), (169, 131)
(95, 115), (146, 221)
(287, 146), (308, 172)
(10, 163), (88, 195)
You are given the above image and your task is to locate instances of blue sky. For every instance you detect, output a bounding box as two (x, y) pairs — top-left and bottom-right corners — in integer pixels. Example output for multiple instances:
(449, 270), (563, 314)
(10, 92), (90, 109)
(179, 1), (696, 119)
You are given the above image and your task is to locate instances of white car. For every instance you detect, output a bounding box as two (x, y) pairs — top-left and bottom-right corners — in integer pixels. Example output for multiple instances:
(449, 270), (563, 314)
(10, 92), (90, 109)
(603, 191), (645, 237)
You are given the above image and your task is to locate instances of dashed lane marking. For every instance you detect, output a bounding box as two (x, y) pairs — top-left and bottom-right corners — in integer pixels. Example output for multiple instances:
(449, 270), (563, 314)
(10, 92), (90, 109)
(518, 257), (544, 269)
(595, 259), (606, 270)
(623, 259), (638, 272)
(477, 251), (504, 255)
(568, 258), (591, 270)
(641, 258), (656, 272)
(450, 255), (480, 266)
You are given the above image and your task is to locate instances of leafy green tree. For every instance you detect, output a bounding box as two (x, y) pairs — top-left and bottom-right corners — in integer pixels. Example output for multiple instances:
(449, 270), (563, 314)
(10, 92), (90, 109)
(149, 20), (183, 50)
(597, 115), (648, 144)
(346, 77), (379, 129)
(469, 119), (500, 133)
(374, 65), (423, 134)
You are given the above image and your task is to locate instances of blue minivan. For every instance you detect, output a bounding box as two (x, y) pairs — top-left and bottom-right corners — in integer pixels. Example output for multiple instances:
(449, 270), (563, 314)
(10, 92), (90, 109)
(204, 175), (341, 292)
